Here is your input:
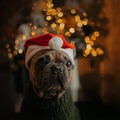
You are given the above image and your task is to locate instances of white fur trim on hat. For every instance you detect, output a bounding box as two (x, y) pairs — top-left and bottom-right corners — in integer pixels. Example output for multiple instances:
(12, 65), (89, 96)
(25, 45), (75, 69)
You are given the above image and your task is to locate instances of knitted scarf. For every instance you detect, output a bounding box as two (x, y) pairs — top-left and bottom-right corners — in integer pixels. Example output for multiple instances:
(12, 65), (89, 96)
(21, 82), (80, 120)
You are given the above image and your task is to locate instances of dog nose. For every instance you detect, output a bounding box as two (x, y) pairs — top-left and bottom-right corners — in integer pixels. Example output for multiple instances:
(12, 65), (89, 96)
(50, 66), (62, 72)
(50, 66), (57, 72)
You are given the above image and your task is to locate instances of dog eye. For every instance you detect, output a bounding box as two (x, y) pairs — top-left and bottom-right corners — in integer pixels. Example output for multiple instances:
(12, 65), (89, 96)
(40, 57), (46, 64)
(66, 60), (72, 67)
(37, 56), (49, 66)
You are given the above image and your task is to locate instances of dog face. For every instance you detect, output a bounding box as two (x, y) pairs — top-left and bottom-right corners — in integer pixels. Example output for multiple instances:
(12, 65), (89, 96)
(28, 49), (74, 99)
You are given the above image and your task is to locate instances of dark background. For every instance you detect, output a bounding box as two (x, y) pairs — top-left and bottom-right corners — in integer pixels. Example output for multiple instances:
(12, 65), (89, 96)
(0, 0), (120, 120)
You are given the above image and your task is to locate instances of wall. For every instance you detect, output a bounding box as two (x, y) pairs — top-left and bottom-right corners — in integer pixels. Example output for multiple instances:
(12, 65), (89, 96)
(78, 0), (120, 106)
(100, 0), (120, 105)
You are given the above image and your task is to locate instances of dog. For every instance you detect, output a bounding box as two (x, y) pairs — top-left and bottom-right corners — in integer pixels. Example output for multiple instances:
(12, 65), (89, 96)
(21, 33), (80, 120)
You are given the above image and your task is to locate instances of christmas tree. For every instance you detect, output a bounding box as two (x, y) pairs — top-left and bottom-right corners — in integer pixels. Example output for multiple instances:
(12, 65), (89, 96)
(6, 0), (108, 59)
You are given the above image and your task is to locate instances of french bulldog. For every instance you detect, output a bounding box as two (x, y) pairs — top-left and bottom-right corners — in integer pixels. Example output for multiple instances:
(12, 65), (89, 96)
(21, 34), (80, 120)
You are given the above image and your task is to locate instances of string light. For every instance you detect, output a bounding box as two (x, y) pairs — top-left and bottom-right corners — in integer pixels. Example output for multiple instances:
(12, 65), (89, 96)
(18, 49), (23, 54)
(71, 9), (76, 14)
(12, 0), (103, 58)
(69, 28), (75, 33)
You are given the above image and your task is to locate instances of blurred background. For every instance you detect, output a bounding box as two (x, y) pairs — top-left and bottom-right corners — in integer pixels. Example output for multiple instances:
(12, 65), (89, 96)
(0, 0), (120, 119)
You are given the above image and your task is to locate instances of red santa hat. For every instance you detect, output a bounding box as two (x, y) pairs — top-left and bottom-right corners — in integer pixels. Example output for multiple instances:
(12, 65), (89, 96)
(24, 33), (75, 69)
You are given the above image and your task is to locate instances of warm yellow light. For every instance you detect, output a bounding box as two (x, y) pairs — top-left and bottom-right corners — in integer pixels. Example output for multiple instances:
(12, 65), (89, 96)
(58, 12), (63, 17)
(77, 22), (82, 27)
(75, 15), (80, 22)
(89, 41), (94, 46)
(46, 16), (52, 21)
(15, 40), (19, 45)
(57, 19), (63, 23)
(83, 53), (88, 57)
(46, 2), (54, 8)
(46, 11), (51, 15)
(94, 31), (100, 37)
(51, 9), (56, 16)
(59, 23), (65, 30)
(57, 29), (62, 33)
(13, 51), (18, 56)
(22, 35), (27, 40)
(12, 0), (103, 58)
(33, 26), (37, 30)
(96, 48), (104, 55)
(71, 9), (76, 14)
(70, 41), (75, 46)
(85, 36), (90, 43)
(91, 35), (96, 41)
(28, 22), (32, 26)
(83, 12), (87, 17)
(8, 53), (13, 59)
(42, 28), (48, 33)
(18, 49), (23, 54)
(91, 49), (97, 56)
(56, 7), (62, 12)
(31, 31), (36, 36)
(65, 32), (71, 37)
(59, 27), (64, 30)
(86, 44), (92, 50)
(84, 49), (90, 55)
(69, 28), (75, 33)
(60, 23), (65, 27)
(84, 18), (88, 22)
(51, 23), (57, 28)
(82, 21), (88, 25)
(46, 9), (52, 14)
(14, 45), (18, 50)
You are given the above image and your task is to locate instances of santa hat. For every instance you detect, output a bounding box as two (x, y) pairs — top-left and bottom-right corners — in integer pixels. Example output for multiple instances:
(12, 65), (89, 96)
(24, 33), (75, 69)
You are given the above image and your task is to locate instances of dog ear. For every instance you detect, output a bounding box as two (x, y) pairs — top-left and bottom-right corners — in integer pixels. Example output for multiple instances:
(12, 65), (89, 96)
(27, 60), (31, 68)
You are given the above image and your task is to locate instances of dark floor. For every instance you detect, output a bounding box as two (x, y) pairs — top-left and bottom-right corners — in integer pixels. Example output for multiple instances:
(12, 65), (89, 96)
(1, 102), (120, 120)
(76, 102), (120, 120)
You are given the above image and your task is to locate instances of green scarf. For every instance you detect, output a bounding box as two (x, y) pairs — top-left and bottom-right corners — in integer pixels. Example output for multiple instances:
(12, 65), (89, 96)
(21, 82), (80, 120)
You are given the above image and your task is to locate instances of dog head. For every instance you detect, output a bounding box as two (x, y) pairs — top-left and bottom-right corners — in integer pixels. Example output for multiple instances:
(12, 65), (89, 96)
(28, 49), (74, 99)
(24, 33), (75, 99)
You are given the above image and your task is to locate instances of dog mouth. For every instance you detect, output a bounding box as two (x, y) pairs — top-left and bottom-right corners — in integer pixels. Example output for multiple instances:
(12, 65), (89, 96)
(43, 87), (65, 99)
(35, 82), (67, 99)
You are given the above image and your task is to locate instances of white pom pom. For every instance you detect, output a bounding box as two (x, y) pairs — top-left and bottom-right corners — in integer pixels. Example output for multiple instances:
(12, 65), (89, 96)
(49, 36), (63, 50)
